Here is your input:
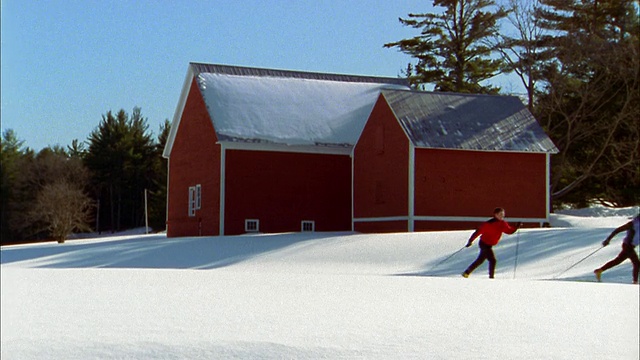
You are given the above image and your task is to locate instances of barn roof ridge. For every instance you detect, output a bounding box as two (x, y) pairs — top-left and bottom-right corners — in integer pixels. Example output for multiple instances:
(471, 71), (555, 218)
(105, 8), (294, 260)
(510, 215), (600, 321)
(189, 62), (409, 86)
(380, 87), (524, 99)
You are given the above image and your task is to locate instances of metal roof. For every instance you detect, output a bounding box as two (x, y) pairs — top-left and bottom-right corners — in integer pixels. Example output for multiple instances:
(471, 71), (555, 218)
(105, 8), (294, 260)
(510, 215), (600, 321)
(382, 89), (558, 153)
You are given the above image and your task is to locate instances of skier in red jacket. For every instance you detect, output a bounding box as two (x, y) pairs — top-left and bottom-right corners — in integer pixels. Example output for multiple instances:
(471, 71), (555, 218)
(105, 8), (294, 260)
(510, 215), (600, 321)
(462, 207), (521, 279)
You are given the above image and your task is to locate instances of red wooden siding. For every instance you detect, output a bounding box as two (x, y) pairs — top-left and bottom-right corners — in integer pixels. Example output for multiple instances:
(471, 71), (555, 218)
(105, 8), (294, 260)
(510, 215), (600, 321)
(353, 95), (410, 232)
(414, 220), (488, 232)
(352, 221), (409, 233)
(224, 150), (352, 235)
(413, 148), (548, 230)
(166, 79), (221, 237)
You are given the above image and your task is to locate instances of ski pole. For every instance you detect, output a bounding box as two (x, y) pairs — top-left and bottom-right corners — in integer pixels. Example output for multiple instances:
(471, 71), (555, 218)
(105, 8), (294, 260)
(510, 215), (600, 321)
(513, 231), (520, 279)
(427, 246), (465, 275)
(554, 245), (605, 279)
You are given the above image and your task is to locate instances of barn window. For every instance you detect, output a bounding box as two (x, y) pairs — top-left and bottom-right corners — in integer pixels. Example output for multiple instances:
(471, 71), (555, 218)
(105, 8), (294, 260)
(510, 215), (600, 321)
(195, 184), (202, 210)
(301, 220), (315, 232)
(188, 186), (196, 217)
(245, 219), (260, 233)
(188, 184), (202, 216)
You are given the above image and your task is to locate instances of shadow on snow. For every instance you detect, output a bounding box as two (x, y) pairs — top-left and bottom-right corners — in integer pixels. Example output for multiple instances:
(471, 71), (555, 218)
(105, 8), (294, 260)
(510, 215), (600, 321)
(0, 233), (344, 270)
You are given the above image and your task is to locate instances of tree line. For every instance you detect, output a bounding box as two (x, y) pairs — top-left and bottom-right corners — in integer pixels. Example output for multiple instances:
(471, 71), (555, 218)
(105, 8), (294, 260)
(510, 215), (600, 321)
(385, 0), (639, 208)
(1, 108), (169, 244)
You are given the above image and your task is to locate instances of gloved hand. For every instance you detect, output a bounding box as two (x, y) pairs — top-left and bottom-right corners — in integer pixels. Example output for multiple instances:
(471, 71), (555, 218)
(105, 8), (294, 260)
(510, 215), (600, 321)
(602, 239), (610, 247)
(465, 241), (473, 248)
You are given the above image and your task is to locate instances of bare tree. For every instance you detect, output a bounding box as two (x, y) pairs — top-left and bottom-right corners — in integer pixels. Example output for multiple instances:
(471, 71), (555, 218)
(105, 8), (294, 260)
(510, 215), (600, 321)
(497, 0), (547, 109)
(29, 181), (94, 243)
(10, 147), (94, 241)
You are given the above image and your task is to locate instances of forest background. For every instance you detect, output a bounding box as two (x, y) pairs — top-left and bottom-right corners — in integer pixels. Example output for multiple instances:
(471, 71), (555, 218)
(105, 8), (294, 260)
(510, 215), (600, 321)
(1, 0), (638, 244)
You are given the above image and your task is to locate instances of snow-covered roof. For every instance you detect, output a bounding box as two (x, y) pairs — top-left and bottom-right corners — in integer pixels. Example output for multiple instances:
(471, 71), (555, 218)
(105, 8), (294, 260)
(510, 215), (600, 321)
(198, 73), (410, 146)
(382, 89), (558, 153)
(163, 64), (557, 157)
(163, 63), (409, 157)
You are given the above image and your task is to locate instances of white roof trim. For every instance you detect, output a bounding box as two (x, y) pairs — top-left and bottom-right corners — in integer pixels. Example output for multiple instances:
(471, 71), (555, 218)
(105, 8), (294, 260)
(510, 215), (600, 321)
(163, 65), (195, 158)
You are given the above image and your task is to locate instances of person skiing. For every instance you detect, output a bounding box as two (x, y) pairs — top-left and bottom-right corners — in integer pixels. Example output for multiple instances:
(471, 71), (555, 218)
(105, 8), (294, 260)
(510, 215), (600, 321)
(462, 207), (521, 279)
(594, 215), (640, 284)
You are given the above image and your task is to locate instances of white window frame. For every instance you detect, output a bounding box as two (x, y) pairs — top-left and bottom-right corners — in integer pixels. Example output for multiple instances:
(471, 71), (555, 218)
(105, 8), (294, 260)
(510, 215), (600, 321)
(195, 184), (202, 210)
(245, 219), (260, 233)
(188, 184), (202, 217)
(188, 186), (196, 217)
(301, 220), (315, 232)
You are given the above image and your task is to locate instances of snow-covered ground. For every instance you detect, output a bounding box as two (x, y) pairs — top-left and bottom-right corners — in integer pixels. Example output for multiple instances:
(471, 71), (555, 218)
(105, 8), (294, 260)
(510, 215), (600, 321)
(2, 207), (639, 359)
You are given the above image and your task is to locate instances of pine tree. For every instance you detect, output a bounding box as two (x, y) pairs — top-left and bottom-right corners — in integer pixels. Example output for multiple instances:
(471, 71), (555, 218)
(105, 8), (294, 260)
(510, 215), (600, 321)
(384, 0), (508, 94)
(85, 108), (157, 232)
(1, 130), (30, 243)
(535, 0), (640, 206)
(148, 120), (170, 232)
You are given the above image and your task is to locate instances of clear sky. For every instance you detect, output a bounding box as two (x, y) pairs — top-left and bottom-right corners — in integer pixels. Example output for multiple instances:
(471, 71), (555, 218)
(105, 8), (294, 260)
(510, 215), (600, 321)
(1, 1), (516, 152)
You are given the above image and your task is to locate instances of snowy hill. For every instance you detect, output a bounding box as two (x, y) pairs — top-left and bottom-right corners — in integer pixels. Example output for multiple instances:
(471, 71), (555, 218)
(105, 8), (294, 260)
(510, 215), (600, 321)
(2, 207), (638, 359)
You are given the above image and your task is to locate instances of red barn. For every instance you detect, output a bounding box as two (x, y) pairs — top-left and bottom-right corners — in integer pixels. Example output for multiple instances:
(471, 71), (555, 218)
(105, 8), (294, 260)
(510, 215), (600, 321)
(163, 63), (557, 237)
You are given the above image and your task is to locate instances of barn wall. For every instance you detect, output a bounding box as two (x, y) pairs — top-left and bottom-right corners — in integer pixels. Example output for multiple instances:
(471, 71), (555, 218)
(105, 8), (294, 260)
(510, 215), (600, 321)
(414, 148), (548, 223)
(353, 221), (409, 233)
(166, 79), (221, 237)
(353, 95), (410, 232)
(224, 150), (352, 235)
(414, 221), (486, 232)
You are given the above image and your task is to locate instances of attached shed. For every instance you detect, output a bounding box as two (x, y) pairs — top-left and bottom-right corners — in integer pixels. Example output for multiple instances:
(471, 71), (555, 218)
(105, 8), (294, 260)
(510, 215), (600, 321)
(353, 89), (559, 232)
(162, 63), (409, 237)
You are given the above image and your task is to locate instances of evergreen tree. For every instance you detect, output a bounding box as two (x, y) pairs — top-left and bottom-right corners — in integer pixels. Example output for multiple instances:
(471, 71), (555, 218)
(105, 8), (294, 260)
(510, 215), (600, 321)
(67, 139), (88, 159)
(385, 0), (508, 93)
(1, 130), (30, 243)
(534, 0), (640, 206)
(84, 108), (157, 232)
(148, 120), (170, 232)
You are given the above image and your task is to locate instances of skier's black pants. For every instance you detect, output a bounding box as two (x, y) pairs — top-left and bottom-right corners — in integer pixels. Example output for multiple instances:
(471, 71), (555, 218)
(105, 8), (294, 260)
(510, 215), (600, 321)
(465, 241), (496, 278)
(599, 243), (640, 283)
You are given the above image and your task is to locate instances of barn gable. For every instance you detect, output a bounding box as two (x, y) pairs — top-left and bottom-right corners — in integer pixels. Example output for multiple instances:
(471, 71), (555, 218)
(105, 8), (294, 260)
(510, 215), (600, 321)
(353, 95), (411, 233)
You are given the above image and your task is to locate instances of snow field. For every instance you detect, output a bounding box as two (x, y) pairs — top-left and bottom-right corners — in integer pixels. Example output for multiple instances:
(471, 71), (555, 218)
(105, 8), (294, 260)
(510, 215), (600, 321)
(2, 209), (639, 359)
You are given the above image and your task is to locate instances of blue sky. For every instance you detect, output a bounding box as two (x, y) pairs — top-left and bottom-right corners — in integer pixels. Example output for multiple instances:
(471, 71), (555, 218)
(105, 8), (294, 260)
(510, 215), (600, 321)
(1, 1), (515, 151)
